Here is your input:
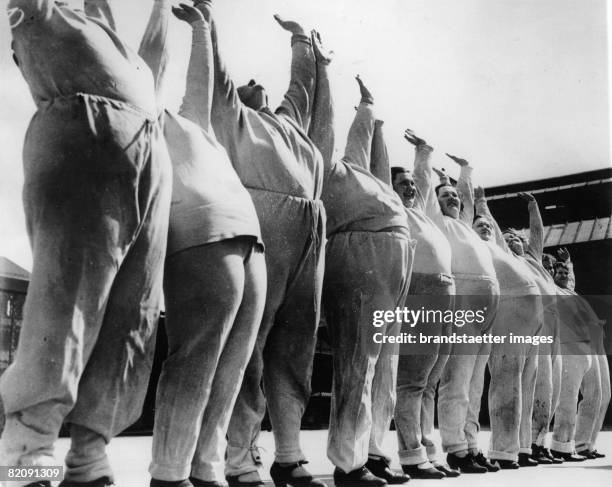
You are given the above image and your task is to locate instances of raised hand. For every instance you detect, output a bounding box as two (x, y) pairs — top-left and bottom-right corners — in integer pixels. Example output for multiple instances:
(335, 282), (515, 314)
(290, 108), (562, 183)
(355, 75), (374, 104)
(474, 186), (485, 200)
(311, 30), (333, 65)
(557, 247), (570, 262)
(445, 153), (469, 167)
(432, 167), (447, 180)
(403, 129), (427, 147)
(273, 14), (305, 36)
(172, 3), (205, 24)
(192, 0), (212, 22)
(517, 191), (535, 203)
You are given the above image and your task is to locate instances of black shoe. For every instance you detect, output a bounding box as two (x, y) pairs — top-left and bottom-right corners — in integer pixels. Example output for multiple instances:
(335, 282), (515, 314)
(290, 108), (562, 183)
(401, 464), (444, 479)
(432, 463), (460, 478)
(333, 467), (388, 487)
(446, 453), (487, 474)
(549, 450), (586, 462)
(226, 474), (265, 487)
(365, 458), (409, 485)
(576, 450), (597, 460)
(25, 483), (51, 487)
(151, 480), (193, 487)
(190, 479), (227, 487)
(495, 460), (519, 470)
(541, 448), (563, 464)
(270, 461), (326, 487)
(530, 445), (553, 465)
(590, 449), (605, 459)
(518, 453), (538, 467)
(472, 452), (500, 472)
(59, 477), (115, 487)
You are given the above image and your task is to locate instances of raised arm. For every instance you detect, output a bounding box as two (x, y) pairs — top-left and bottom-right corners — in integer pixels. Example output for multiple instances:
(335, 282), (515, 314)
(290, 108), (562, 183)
(85, 0), (116, 30)
(370, 119), (390, 185)
(407, 130), (439, 217)
(474, 186), (509, 250)
(307, 30), (334, 172)
(137, 0), (171, 107)
(447, 153), (474, 225)
(173, 2), (213, 131)
(274, 16), (316, 130)
(342, 76), (375, 170)
(519, 192), (544, 259)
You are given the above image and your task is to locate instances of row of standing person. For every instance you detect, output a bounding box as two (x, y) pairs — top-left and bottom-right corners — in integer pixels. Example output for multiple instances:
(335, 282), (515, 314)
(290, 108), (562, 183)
(0, 1), (609, 487)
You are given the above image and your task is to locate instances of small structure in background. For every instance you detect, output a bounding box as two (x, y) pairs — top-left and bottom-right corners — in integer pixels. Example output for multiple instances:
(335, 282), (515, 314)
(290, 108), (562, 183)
(0, 257), (29, 374)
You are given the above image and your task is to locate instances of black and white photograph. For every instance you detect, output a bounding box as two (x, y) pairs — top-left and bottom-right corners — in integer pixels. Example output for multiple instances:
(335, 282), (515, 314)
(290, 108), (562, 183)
(0, 1), (610, 486)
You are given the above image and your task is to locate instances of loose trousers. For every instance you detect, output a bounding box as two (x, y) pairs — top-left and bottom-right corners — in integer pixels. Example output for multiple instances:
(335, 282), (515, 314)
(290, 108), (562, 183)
(225, 193), (325, 476)
(487, 295), (542, 461)
(395, 272), (455, 465)
(325, 230), (414, 473)
(150, 238), (266, 482)
(437, 275), (499, 455)
(0, 94), (172, 484)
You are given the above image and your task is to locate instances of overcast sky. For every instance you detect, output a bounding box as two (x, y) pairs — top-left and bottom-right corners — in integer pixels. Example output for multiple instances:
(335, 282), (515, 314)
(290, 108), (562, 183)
(0, 0), (609, 270)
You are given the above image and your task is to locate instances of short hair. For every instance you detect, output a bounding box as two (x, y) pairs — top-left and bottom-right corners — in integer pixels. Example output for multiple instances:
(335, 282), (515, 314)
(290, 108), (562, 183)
(391, 166), (409, 183)
(502, 228), (528, 245)
(473, 214), (489, 224)
(435, 182), (455, 197)
(542, 253), (557, 265)
(554, 261), (569, 273)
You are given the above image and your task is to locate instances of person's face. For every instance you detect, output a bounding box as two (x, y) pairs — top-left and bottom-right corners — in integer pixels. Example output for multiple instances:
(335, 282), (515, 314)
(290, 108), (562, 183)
(473, 217), (493, 241)
(542, 255), (556, 277)
(392, 172), (416, 208)
(437, 185), (460, 219)
(238, 80), (268, 110)
(554, 266), (569, 288)
(504, 233), (525, 256)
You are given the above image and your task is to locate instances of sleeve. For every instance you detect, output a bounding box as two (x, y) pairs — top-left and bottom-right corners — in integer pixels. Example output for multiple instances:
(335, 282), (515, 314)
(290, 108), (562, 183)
(456, 165), (474, 226)
(178, 19), (214, 132)
(525, 199), (544, 259)
(412, 144), (442, 221)
(210, 18), (250, 150)
(85, 0), (116, 30)
(566, 259), (576, 292)
(137, 0), (171, 108)
(370, 119), (391, 185)
(307, 58), (335, 172)
(275, 34), (316, 130)
(341, 102), (374, 170)
(475, 195), (510, 251)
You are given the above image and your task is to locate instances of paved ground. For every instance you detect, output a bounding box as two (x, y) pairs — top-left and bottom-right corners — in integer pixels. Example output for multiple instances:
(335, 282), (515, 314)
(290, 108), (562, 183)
(54, 430), (612, 487)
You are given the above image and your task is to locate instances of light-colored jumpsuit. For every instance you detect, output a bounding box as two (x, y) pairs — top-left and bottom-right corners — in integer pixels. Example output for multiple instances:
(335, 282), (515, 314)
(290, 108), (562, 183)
(474, 197), (543, 461)
(133, 4), (267, 483)
(0, 0), (172, 483)
(209, 19), (326, 476)
(307, 62), (414, 472)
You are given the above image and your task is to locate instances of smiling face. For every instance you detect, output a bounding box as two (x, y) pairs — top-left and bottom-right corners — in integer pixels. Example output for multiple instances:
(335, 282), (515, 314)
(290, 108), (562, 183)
(473, 216), (493, 241)
(237, 79), (268, 110)
(392, 171), (416, 208)
(542, 254), (556, 277)
(554, 264), (569, 288)
(437, 185), (461, 219)
(503, 231), (525, 256)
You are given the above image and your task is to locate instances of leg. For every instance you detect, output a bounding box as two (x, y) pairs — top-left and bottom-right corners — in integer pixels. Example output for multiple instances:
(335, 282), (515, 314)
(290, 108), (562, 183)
(575, 355), (602, 453)
(149, 239), (264, 481)
(590, 354), (611, 450)
(519, 352), (538, 455)
(421, 353), (449, 461)
(465, 344), (490, 454)
(531, 353), (552, 446)
(190, 245), (267, 482)
(551, 355), (591, 453)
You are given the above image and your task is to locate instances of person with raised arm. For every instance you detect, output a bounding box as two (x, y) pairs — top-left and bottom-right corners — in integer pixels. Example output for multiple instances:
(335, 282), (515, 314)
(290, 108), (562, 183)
(554, 249), (610, 460)
(0, 1), (172, 486)
(384, 132), (458, 479)
(129, 2), (267, 486)
(472, 187), (543, 468)
(551, 250), (608, 461)
(307, 52), (414, 485)
(501, 193), (566, 464)
(407, 148), (499, 474)
(203, 2), (326, 486)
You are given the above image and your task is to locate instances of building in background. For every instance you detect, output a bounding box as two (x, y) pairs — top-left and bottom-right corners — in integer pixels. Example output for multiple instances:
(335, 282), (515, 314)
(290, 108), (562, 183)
(0, 257), (29, 375)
